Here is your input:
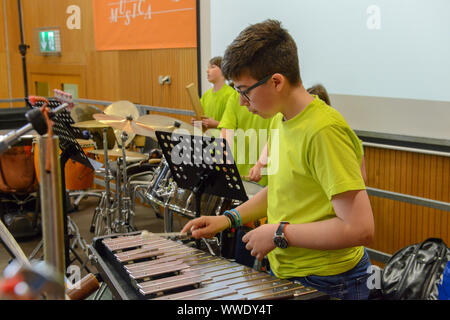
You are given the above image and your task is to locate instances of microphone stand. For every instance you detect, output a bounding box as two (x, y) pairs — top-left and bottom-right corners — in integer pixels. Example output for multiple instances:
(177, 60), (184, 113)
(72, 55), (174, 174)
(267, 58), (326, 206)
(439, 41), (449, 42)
(17, 0), (30, 100)
(0, 103), (69, 155)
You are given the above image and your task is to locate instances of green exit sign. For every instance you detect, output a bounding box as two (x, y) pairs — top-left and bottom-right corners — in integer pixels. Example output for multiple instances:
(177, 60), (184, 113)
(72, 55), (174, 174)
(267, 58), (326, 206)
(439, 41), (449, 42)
(39, 29), (61, 54)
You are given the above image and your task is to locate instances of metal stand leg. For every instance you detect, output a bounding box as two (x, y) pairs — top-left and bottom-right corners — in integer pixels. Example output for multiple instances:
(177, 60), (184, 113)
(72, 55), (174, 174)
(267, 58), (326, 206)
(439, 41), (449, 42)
(164, 207), (173, 233)
(29, 239), (43, 260)
(66, 216), (92, 274)
(69, 246), (93, 274)
(92, 282), (108, 300)
(69, 191), (103, 209)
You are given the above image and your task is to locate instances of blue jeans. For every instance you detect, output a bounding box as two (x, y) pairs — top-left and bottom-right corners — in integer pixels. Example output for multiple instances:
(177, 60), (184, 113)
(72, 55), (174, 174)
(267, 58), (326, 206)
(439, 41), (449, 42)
(275, 249), (372, 300)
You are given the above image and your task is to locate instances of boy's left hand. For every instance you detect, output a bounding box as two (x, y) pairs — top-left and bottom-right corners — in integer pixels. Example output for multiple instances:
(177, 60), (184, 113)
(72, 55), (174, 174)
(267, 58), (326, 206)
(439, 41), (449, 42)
(201, 117), (219, 129)
(242, 224), (277, 261)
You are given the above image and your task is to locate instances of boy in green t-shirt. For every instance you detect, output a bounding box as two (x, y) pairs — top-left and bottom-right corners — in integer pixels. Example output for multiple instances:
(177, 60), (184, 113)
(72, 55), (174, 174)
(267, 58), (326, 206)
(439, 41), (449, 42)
(218, 90), (272, 187)
(182, 20), (375, 300)
(248, 84), (367, 184)
(193, 56), (235, 130)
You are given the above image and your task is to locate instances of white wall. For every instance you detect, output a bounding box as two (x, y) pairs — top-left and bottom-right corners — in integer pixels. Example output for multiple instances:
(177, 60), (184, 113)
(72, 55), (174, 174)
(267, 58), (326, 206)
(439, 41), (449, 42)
(201, 0), (450, 140)
(199, 0), (211, 95)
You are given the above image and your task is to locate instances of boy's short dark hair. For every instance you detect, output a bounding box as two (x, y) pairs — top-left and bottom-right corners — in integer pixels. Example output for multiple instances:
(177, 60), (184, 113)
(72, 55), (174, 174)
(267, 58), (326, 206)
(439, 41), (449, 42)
(222, 20), (301, 85)
(307, 84), (331, 106)
(209, 56), (223, 69)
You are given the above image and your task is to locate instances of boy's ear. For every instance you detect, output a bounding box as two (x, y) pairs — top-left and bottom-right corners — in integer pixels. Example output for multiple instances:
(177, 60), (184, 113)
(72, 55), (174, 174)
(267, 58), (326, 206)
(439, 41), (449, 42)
(272, 73), (286, 92)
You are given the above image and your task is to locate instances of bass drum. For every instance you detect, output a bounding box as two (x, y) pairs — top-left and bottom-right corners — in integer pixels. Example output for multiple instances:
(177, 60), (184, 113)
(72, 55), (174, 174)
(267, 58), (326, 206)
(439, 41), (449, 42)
(0, 136), (38, 194)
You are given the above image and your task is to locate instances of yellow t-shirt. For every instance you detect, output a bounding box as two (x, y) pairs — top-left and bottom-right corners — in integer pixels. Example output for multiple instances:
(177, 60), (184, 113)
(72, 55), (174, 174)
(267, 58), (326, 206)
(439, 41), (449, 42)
(218, 91), (273, 187)
(200, 84), (235, 122)
(267, 96), (366, 278)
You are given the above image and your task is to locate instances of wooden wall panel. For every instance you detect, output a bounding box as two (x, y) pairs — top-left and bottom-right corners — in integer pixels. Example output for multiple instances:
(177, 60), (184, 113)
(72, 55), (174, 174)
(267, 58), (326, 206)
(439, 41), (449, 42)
(0, 52), (9, 106)
(365, 146), (450, 263)
(3, 0), (24, 101)
(1, 0), (198, 122)
(0, 0), (11, 105)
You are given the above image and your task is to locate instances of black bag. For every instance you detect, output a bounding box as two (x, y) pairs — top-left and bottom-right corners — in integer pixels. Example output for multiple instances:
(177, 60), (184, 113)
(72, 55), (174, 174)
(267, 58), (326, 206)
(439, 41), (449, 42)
(381, 238), (450, 300)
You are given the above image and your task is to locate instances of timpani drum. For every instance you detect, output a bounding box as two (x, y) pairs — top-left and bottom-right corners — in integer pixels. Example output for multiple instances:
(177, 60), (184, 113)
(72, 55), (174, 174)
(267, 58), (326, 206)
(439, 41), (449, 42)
(0, 135), (38, 194)
(33, 139), (95, 191)
(65, 140), (95, 191)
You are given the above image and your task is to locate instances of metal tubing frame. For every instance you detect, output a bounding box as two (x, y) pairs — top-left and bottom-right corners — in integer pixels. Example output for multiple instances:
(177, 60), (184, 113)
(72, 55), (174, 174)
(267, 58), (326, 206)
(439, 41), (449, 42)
(38, 136), (65, 299)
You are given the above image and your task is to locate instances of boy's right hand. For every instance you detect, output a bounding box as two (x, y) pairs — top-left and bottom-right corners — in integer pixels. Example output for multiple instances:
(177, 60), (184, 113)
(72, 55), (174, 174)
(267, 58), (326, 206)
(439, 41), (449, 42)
(248, 162), (264, 182)
(181, 215), (229, 239)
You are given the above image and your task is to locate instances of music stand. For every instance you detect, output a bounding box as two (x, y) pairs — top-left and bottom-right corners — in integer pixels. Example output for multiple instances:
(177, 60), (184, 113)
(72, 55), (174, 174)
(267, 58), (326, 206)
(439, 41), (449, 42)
(155, 131), (248, 218)
(30, 98), (93, 273)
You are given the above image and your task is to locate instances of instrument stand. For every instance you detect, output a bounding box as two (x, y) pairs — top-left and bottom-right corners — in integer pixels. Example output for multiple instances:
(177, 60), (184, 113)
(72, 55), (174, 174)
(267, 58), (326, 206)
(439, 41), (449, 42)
(90, 129), (137, 236)
(90, 128), (115, 235)
(117, 132), (136, 233)
(155, 131), (248, 255)
(29, 98), (95, 275)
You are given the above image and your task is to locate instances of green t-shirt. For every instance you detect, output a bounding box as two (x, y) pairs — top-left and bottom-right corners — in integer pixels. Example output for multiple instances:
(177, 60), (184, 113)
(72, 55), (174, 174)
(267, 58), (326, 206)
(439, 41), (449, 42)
(267, 96), (366, 278)
(200, 84), (235, 122)
(218, 91), (273, 187)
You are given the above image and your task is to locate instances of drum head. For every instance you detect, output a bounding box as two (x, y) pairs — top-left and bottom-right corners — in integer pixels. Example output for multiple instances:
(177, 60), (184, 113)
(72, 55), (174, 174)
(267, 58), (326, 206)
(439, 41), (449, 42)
(242, 181), (264, 199)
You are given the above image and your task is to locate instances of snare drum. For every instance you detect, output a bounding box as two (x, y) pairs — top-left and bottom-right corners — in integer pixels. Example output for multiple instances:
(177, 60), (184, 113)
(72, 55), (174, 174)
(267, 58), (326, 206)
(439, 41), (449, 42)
(0, 136), (38, 194)
(242, 180), (264, 200)
(33, 139), (95, 191)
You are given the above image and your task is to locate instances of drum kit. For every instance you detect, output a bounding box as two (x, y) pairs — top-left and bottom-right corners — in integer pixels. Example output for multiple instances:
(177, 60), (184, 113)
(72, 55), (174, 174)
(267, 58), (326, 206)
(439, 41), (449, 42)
(70, 101), (265, 255)
(0, 99), (274, 301)
(66, 102), (188, 236)
(1, 99), (265, 258)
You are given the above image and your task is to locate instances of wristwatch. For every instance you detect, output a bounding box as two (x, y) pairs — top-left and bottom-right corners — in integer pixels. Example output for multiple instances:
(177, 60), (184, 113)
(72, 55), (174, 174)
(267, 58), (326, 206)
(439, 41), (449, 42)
(273, 222), (290, 249)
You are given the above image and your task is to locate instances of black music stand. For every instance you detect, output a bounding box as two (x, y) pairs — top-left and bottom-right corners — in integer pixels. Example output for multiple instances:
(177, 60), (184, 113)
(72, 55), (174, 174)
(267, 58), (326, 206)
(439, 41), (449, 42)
(31, 98), (94, 274)
(155, 131), (248, 220)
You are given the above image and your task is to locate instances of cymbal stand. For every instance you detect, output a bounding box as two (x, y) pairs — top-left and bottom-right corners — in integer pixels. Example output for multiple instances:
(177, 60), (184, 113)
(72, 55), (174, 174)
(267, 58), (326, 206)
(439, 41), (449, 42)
(90, 128), (116, 236)
(115, 131), (135, 233)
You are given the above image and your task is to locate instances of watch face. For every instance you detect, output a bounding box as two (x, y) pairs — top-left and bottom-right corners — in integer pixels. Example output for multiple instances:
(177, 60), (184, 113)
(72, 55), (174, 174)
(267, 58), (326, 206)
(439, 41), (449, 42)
(274, 236), (288, 249)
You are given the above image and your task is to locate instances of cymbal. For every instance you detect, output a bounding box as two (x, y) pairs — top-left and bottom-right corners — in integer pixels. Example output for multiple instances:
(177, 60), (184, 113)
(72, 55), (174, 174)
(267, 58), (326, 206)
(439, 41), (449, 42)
(93, 113), (156, 138)
(104, 101), (140, 147)
(72, 120), (110, 129)
(104, 101), (139, 119)
(137, 114), (196, 139)
(88, 148), (147, 160)
(70, 104), (103, 123)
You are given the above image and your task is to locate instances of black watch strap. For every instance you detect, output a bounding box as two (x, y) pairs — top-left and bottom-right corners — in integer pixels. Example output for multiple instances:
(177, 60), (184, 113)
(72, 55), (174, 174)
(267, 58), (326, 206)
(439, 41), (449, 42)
(276, 222), (289, 236)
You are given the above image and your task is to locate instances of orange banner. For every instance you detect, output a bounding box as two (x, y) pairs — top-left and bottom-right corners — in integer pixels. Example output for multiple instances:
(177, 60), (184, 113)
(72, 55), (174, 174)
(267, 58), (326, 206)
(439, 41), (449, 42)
(93, 0), (197, 50)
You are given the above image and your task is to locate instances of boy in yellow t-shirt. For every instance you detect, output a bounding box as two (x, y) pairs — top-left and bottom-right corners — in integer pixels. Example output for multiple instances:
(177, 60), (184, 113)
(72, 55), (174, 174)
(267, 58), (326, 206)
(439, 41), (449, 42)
(182, 20), (375, 300)
(248, 84), (367, 184)
(192, 56), (235, 130)
(218, 90), (272, 187)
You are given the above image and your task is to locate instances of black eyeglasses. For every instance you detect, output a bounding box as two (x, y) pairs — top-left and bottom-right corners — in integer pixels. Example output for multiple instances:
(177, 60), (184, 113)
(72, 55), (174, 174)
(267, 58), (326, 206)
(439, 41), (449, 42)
(235, 75), (272, 102)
